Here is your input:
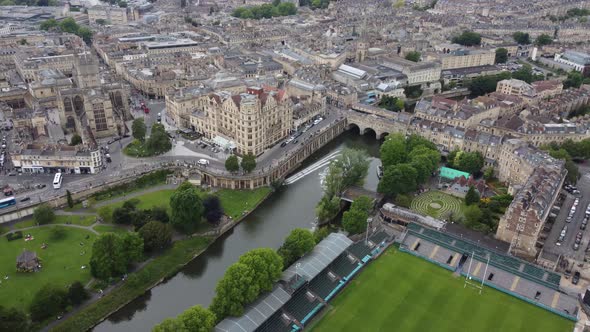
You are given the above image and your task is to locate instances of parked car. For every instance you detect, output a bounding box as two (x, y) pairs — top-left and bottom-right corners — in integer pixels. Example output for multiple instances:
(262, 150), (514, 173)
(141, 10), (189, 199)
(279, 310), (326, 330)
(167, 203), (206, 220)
(573, 271), (581, 285)
(197, 159), (209, 166)
(280, 141), (287, 148)
(20, 197), (30, 202)
(35, 184), (46, 189)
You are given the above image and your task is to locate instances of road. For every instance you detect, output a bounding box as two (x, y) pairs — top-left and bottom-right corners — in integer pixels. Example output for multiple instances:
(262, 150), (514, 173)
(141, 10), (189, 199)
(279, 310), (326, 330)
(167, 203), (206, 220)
(0, 102), (342, 213)
(543, 166), (590, 261)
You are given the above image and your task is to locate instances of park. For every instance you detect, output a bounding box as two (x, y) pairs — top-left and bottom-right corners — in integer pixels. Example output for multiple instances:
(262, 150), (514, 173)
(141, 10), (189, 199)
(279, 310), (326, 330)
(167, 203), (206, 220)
(0, 169), (271, 330)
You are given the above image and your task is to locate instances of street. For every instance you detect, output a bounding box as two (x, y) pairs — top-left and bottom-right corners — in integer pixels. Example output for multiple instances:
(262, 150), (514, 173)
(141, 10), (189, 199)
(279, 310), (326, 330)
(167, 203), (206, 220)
(543, 166), (590, 261)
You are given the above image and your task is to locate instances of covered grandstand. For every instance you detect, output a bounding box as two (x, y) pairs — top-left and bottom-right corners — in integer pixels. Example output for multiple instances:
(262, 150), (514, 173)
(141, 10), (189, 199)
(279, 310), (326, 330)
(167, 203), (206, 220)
(215, 231), (393, 332)
(400, 223), (578, 321)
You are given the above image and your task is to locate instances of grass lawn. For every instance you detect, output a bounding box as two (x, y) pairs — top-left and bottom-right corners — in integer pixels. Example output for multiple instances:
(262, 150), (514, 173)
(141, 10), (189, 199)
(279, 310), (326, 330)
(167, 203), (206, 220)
(53, 236), (211, 332)
(216, 187), (271, 219)
(100, 187), (271, 220)
(312, 249), (574, 332)
(0, 227), (96, 311)
(123, 139), (152, 157)
(7, 215), (96, 232)
(93, 224), (129, 234)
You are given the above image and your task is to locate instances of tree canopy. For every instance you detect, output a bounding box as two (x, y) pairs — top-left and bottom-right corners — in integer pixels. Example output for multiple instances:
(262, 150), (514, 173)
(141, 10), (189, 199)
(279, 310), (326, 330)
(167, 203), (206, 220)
(90, 232), (143, 280)
(512, 31), (531, 45)
(535, 33), (552, 46)
(495, 48), (508, 64)
(139, 221), (173, 252)
(465, 186), (481, 205)
(377, 96), (404, 112)
(278, 228), (315, 267)
(29, 284), (68, 321)
(232, 2), (296, 19)
(132, 118), (147, 142)
(447, 150), (484, 174)
(152, 305), (216, 332)
(405, 51), (421, 62)
(33, 204), (55, 225)
(170, 182), (204, 232)
(240, 153), (256, 173)
(342, 195), (373, 234)
(0, 306), (28, 331)
(203, 195), (224, 224)
(225, 155), (239, 173)
(452, 31), (481, 46)
(146, 123), (172, 155)
(70, 134), (82, 146)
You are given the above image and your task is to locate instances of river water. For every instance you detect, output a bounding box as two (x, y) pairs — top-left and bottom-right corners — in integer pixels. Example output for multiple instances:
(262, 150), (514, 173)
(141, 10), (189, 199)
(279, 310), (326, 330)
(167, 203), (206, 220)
(94, 130), (381, 332)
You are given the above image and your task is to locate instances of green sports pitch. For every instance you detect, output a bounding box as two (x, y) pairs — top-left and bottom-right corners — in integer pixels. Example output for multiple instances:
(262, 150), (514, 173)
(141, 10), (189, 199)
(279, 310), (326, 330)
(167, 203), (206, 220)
(311, 249), (575, 332)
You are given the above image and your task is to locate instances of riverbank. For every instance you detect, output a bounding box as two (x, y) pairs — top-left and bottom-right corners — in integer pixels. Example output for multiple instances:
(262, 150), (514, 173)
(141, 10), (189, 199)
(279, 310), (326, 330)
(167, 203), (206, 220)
(50, 188), (274, 332)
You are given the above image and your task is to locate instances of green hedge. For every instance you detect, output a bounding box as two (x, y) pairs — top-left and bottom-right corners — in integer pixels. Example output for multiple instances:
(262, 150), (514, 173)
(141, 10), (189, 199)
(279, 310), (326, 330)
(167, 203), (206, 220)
(93, 170), (172, 201)
(51, 236), (211, 332)
(6, 231), (23, 241)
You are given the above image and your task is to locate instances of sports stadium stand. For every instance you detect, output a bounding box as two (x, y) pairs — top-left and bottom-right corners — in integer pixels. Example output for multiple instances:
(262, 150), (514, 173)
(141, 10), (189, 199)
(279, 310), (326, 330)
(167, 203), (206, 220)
(216, 230), (393, 332)
(401, 223), (579, 320)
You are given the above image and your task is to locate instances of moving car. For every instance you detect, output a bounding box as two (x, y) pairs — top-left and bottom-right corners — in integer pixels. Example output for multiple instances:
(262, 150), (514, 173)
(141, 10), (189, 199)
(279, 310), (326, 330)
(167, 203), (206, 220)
(19, 197), (30, 202)
(573, 271), (581, 285)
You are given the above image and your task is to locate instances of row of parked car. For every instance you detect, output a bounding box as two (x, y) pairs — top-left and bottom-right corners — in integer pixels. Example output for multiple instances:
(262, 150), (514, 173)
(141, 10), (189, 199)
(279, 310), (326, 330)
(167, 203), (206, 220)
(565, 184), (581, 195)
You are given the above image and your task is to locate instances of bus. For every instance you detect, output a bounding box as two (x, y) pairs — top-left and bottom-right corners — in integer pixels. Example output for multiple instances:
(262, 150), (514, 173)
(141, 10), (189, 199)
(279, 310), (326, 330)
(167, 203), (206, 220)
(53, 172), (63, 189)
(0, 196), (16, 209)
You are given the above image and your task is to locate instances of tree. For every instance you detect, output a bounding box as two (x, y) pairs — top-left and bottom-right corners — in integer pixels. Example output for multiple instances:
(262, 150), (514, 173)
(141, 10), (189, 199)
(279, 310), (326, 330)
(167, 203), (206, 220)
(120, 232), (144, 265)
(380, 133), (407, 168)
(90, 233), (127, 280)
(512, 31), (531, 45)
(118, 0), (127, 7)
(331, 148), (370, 189)
(535, 33), (552, 46)
(565, 159), (580, 184)
(34, 204), (55, 225)
(68, 281), (89, 306)
(153, 317), (186, 332)
(95, 18), (107, 25)
(452, 31), (481, 46)
(342, 208), (368, 234)
(564, 71), (584, 89)
(377, 96), (404, 112)
(70, 134), (82, 146)
(495, 48), (508, 64)
(203, 195), (224, 224)
(405, 51), (421, 62)
(0, 306), (28, 332)
(139, 221), (172, 251)
(146, 123), (171, 155)
(225, 155), (239, 173)
(313, 227), (330, 244)
(464, 186), (480, 205)
(29, 284), (68, 321)
(40, 18), (58, 31)
(342, 196), (373, 234)
(177, 305), (216, 332)
(132, 118), (147, 142)
(97, 206), (113, 223)
(170, 182), (204, 232)
(467, 72), (511, 97)
(60, 17), (79, 33)
(377, 163), (417, 196)
(149, 206), (169, 223)
(210, 263), (258, 319)
(454, 151), (484, 174)
(278, 228), (315, 267)
(316, 195), (340, 222)
(512, 64), (535, 83)
(463, 205), (483, 228)
(483, 167), (495, 180)
(66, 190), (74, 208)
(77, 27), (93, 44)
(240, 153), (256, 173)
(238, 248), (283, 292)
(112, 205), (134, 225)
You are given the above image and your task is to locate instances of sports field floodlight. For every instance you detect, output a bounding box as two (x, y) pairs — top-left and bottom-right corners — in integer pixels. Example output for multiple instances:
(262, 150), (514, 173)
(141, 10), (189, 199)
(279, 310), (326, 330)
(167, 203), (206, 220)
(365, 217), (373, 244)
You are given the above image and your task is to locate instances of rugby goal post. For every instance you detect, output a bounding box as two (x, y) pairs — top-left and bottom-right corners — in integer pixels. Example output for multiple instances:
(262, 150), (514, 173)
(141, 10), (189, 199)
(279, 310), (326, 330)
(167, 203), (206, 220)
(463, 251), (491, 295)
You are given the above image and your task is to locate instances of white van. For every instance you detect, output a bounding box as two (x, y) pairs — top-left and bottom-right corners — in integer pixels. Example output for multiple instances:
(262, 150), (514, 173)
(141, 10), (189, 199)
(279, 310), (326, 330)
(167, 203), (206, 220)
(197, 159), (209, 166)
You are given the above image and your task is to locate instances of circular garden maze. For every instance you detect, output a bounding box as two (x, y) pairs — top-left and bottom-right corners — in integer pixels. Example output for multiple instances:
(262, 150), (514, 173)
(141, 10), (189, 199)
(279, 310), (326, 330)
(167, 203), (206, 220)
(410, 190), (464, 220)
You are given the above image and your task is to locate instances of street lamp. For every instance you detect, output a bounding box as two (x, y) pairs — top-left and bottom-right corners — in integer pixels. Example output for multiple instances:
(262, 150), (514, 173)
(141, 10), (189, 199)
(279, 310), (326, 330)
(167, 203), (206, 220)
(365, 217), (373, 245)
